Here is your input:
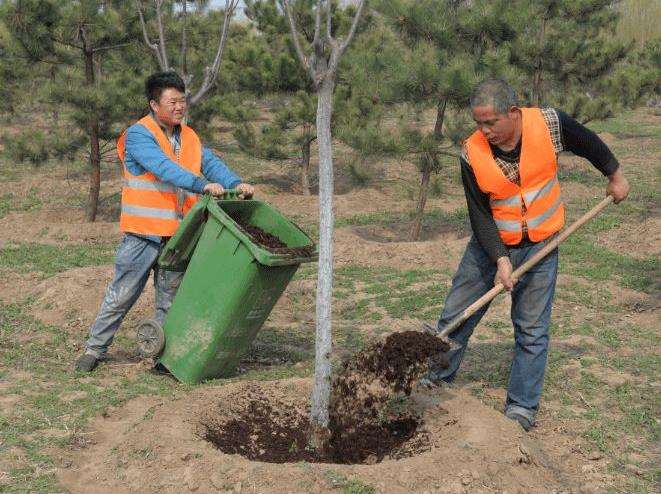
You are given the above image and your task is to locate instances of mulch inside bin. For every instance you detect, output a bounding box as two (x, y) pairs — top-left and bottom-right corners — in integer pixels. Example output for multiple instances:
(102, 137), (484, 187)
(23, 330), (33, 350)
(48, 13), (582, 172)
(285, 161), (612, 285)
(201, 331), (450, 464)
(229, 213), (315, 257)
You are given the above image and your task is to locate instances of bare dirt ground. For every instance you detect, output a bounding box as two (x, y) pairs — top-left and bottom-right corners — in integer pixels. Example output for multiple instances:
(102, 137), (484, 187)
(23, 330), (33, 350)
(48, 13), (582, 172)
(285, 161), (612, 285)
(59, 380), (593, 494)
(0, 109), (658, 493)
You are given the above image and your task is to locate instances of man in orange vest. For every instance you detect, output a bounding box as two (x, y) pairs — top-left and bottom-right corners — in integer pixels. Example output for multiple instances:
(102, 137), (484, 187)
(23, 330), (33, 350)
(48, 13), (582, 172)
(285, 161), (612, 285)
(75, 71), (254, 372)
(424, 79), (629, 431)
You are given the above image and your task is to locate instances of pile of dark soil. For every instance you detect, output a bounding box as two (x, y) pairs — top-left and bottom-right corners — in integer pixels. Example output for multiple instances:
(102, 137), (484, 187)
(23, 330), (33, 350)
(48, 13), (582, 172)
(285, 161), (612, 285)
(201, 331), (450, 464)
(229, 213), (315, 257)
(328, 331), (450, 463)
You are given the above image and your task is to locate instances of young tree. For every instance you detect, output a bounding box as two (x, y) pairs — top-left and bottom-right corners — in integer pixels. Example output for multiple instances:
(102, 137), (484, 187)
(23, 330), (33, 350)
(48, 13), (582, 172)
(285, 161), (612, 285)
(374, 0), (517, 240)
(136, 0), (239, 106)
(3, 0), (141, 222)
(511, 0), (628, 123)
(273, 91), (317, 195)
(283, 0), (366, 450)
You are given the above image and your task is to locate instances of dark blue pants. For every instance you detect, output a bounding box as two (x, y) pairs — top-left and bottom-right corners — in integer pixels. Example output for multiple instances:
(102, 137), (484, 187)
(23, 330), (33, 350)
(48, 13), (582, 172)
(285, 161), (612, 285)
(429, 236), (558, 421)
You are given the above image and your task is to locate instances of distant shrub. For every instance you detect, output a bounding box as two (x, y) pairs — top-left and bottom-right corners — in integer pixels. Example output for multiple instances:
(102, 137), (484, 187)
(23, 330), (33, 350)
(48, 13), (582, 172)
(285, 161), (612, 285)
(2, 127), (85, 166)
(347, 162), (373, 187)
(4, 131), (49, 165)
(233, 122), (287, 160)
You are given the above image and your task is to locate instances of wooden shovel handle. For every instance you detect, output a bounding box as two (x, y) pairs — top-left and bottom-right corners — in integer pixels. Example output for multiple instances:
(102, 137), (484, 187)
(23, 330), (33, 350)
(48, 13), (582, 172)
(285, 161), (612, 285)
(437, 195), (614, 339)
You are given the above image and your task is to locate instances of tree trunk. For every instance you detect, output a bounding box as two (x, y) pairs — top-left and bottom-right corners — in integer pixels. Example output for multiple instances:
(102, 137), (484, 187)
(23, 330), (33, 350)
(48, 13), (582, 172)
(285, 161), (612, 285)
(532, 15), (546, 107)
(433, 96), (447, 138)
(301, 137), (312, 196)
(411, 96), (447, 241)
(309, 77), (335, 450)
(83, 30), (101, 223)
(411, 168), (431, 241)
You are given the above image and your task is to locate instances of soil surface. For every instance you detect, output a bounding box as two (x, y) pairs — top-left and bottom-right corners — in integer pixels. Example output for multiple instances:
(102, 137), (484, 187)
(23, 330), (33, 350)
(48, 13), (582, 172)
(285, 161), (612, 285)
(229, 213), (316, 257)
(203, 331), (450, 464)
(58, 379), (590, 493)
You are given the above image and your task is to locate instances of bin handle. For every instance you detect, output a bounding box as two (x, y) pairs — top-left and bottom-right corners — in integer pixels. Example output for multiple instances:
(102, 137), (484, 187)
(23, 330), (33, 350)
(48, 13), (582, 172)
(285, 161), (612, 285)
(202, 188), (241, 200)
(220, 188), (241, 200)
(203, 188), (251, 200)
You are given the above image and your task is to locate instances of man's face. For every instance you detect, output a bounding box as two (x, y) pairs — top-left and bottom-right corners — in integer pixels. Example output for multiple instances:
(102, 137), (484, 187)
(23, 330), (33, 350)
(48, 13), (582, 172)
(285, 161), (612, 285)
(150, 88), (187, 127)
(472, 105), (519, 147)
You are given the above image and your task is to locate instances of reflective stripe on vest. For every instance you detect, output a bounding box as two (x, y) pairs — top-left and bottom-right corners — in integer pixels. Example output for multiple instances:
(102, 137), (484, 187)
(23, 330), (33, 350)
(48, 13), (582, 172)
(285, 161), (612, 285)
(466, 107), (565, 245)
(117, 115), (203, 237)
(121, 204), (179, 219)
(124, 178), (176, 193)
(527, 194), (562, 228)
(490, 175), (559, 208)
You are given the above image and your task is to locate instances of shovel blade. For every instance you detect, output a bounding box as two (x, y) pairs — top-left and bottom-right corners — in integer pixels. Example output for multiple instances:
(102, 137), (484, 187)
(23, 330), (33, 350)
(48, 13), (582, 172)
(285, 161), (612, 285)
(421, 322), (461, 352)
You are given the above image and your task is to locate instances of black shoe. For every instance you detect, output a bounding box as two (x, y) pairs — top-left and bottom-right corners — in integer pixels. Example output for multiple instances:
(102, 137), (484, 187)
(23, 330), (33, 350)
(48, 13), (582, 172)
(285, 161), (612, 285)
(505, 409), (533, 431)
(75, 353), (99, 372)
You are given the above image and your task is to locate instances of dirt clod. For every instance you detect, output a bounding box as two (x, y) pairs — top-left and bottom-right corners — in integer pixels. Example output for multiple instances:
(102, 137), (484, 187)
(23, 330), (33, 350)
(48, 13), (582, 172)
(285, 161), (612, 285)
(201, 330), (450, 464)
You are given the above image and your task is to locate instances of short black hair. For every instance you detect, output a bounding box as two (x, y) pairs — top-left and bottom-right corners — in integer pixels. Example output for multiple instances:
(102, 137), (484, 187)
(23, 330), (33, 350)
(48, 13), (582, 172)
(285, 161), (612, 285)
(470, 79), (519, 114)
(145, 71), (186, 103)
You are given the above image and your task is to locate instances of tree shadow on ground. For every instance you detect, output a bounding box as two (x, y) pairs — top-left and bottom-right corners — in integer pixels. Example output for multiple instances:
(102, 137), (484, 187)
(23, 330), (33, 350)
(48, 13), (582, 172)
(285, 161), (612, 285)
(251, 160), (385, 196)
(454, 338), (594, 389)
(351, 221), (469, 243)
(239, 325), (314, 371)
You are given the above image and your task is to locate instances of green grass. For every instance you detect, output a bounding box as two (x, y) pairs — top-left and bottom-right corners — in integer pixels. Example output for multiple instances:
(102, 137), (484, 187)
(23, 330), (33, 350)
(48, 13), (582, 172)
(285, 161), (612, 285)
(559, 234), (659, 293)
(0, 242), (115, 276)
(0, 301), (180, 492)
(0, 189), (42, 219)
(324, 470), (376, 494)
(588, 109), (661, 138)
(337, 206), (469, 234)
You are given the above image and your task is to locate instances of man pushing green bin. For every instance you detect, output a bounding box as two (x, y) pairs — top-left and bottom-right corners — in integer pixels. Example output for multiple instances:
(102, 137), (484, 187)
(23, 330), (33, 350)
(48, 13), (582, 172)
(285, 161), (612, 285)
(75, 71), (316, 380)
(137, 192), (316, 384)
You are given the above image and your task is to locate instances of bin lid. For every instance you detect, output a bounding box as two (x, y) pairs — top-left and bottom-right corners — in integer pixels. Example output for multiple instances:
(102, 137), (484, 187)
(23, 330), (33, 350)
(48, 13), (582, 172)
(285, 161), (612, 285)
(158, 195), (210, 271)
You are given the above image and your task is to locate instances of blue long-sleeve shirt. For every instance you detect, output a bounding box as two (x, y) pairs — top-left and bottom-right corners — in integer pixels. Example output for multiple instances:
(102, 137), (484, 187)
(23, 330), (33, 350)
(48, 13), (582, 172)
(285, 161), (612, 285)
(123, 118), (242, 242)
(124, 123), (242, 192)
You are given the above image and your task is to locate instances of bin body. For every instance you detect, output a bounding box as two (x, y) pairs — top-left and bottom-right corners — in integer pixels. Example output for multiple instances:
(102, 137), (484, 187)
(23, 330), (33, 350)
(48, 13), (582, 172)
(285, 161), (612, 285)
(157, 197), (315, 383)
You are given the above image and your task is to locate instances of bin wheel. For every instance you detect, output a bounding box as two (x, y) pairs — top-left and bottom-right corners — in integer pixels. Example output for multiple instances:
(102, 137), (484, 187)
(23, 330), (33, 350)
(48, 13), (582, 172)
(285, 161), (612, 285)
(137, 319), (165, 358)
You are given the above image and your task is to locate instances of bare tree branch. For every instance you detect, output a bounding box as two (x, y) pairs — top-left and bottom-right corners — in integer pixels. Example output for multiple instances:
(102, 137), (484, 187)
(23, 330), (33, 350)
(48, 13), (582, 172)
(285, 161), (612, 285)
(155, 0), (170, 70)
(325, 0), (332, 43)
(283, 0), (315, 82)
(338, 0), (365, 55)
(188, 0), (239, 105)
(313, 0), (322, 45)
(328, 0), (365, 75)
(180, 0), (188, 78)
(52, 36), (84, 51)
(136, 0), (165, 69)
(93, 42), (133, 53)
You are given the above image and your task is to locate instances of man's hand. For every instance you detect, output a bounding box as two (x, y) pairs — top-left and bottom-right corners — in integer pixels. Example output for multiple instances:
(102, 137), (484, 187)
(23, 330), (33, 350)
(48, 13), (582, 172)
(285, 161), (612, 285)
(495, 256), (515, 291)
(203, 183), (225, 197)
(606, 169), (630, 204)
(236, 183), (254, 199)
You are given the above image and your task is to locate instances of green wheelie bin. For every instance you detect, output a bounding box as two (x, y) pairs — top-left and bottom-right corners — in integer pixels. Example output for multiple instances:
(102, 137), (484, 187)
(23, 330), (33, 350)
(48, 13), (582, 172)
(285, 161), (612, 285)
(136, 191), (316, 384)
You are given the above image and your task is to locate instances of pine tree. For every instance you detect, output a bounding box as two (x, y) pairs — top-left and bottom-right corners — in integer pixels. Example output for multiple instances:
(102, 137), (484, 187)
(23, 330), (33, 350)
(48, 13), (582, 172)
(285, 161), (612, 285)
(372, 0), (517, 240)
(607, 38), (660, 108)
(273, 91), (318, 195)
(510, 0), (628, 123)
(2, 0), (143, 222)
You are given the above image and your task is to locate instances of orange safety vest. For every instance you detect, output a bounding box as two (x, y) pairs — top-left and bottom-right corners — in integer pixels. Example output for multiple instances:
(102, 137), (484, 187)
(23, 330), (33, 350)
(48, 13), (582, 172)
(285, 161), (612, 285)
(117, 115), (202, 237)
(465, 107), (565, 245)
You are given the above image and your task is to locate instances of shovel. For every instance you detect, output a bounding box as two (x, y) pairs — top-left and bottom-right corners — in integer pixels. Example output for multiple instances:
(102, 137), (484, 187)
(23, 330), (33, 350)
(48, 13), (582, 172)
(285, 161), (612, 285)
(423, 195), (614, 350)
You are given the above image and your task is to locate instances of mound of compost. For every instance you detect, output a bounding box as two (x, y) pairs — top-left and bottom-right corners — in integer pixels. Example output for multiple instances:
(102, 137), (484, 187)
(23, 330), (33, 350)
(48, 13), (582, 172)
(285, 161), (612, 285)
(201, 331), (450, 464)
(229, 213), (315, 257)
